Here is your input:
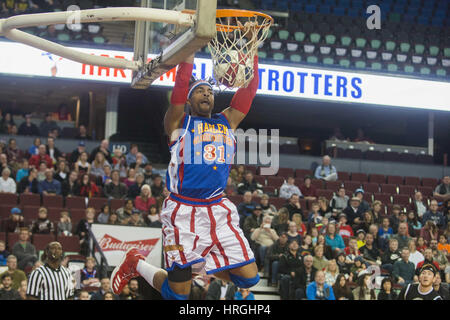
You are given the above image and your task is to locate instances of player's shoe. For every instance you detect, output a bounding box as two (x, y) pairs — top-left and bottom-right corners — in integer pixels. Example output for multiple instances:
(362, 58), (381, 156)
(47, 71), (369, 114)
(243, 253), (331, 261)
(110, 247), (145, 294)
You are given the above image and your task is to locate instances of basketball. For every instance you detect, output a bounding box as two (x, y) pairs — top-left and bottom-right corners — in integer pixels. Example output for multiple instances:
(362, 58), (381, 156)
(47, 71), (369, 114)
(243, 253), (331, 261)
(213, 49), (253, 88)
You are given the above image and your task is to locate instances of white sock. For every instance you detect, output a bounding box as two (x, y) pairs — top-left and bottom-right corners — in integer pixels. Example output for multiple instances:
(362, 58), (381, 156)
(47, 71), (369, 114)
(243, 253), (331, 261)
(136, 260), (162, 288)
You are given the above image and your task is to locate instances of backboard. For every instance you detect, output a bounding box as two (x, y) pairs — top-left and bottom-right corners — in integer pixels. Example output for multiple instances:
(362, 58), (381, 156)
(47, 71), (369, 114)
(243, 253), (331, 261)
(131, 0), (217, 89)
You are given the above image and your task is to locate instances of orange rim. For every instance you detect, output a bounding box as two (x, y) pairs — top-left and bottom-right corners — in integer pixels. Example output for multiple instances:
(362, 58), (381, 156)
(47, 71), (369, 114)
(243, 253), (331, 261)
(182, 8), (273, 32)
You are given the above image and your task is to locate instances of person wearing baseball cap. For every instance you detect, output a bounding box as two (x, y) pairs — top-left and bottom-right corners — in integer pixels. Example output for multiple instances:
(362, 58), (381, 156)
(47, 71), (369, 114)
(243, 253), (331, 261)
(0, 208), (25, 233)
(354, 188), (370, 213)
(337, 213), (354, 239)
(398, 264), (443, 300)
(342, 196), (364, 228)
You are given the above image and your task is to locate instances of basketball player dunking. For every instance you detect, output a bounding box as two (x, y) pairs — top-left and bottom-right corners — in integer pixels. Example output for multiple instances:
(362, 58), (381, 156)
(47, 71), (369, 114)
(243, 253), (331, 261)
(111, 27), (260, 300)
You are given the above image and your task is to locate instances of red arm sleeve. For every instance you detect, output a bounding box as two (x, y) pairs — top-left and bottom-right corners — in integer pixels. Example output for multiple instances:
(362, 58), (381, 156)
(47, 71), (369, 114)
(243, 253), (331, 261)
(229, 55), (259, 115)
(170, 62), (194, 105)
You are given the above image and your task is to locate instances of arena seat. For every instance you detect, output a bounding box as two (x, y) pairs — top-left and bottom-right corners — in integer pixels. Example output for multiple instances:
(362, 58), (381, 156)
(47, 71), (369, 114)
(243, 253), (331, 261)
(295, 169), (312, 178)
(350, 173), (368, 183)
(65, 196), (87, 209)
(362, 183), (379, 194)
(32, 234), (56, 250)
(369, 174), (386, 184)
(417, 186), (433, 197)
(363, 192), (373, 203)
(421, 177), (439, 188)
(398, 185), (416, 196)
(0, 205), (17, 220)
(316, 189), (334, 199)
(325, 180), (342, 191)
(262, 186), (276, 196)
(57, 235), (81, 253)
(380, 184), (398, 194)
(7, 233), (20, 249)
(311, 179), (324, 189)
(387, 175), (404, 185)
(337, 172), (350, 181)
(343, 181), (361, 193)
(266, 176), (284, 188)
(227, 195), (241, 207)
(270, 197), (287, 210)
(0, 232), (5, 243)
(299, 199), (308, 211)
(70, 209), (87, 232)
(110, 199), (124, 212)
(404, 176), (420, 187)
(392, 194), (411, 206)
(0, 193), (18, 205)
(22, 206), (39, 222)
(245, 165), (258, 175)
(47, 207), (64, 221)
(42, 195), (64, 208)
(374, 193), (392, 204)
(277, 168), (295, 178)
(253, 175), (267, 186)
(19, 193), (41, 206)
(87, 197), (108, 210)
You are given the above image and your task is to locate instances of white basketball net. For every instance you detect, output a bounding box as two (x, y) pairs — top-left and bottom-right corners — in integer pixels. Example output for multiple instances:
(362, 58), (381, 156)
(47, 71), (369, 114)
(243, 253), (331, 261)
(208, 13), (272, 88)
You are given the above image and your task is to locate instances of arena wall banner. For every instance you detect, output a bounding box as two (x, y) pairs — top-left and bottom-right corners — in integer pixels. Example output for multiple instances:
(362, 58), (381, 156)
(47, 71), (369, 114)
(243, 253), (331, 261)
(90, 223), (162, 267)
(0, 41), (449, 111)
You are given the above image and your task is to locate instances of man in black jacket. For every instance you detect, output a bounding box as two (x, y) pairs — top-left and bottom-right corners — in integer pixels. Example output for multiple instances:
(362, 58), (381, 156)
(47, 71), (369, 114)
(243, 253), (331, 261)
(205, 278), (237, 300)
(381, 238), (401, 274)
(343, 197), (365, 231)
(283, 194), (303, 220)
(61, 170), (80, 197)
(17, 168), (39, 194)
(237, 171), (263, 196)
(292, 254), (317, 300)
(265, 232), (289, 286)
(278, 239), (303, 300)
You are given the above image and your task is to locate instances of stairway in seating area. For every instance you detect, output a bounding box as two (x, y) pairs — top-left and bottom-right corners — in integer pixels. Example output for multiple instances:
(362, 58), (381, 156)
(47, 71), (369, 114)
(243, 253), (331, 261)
(252, 272), (280, 300)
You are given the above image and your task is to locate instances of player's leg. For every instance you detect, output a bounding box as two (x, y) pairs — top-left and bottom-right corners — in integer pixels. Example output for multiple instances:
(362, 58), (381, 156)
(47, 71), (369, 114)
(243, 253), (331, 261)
(214, 262), (260, 288)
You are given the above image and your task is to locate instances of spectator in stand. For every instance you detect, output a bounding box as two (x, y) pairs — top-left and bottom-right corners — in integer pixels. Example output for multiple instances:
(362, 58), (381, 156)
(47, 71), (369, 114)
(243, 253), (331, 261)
(150, 175), (164, 199)
(332, 274), (353, 300)
(229, 164), (245, 185)
(127, 209), (146, 227)
(80, 257), (100, 288)
(272, 208), (290, 236)
(0, 273), (21, 300)
(39, 113), (59, 137)
(433, 273), (449, 301)
(79, 173), (100, 198)
(9, 124), (17, 136)
(251, 215), (279, 269)
(6, 138), (24, 168)
(392, 247), (416, 286)
(279, 176), (302, 199)
(433, 175), (450, 202)
(234, 287), (255, 300)
(437, 234), (450, 254)
(307, 201), (323, 228)
(420, 220), (439, 246)
(397, 211), (415, 237)
(0, 112), (15, 134)
(15, 159), (29, 183)
(313, 245), (329, 271)
(126, 144), (149, 166)
(306, 270), (335, 300)
(283, 194), (303, 220)
(38, 168), (61, 195)
(101, 164), (112, 186)
(381, 238), (401, 273)
(28, 137), (41, 156)
(17, 166), (39, 194)
(142, 162), (156, 185)
(0, 168), (16, 193)
(353, 128), (374, 144)
(324, 259), (340, 286)
(278, 239), (303, 300)
(113, 153), (128, 178)
(350, 257), (367, 281)
(91, 278), (118, 300)
(116, 199), (135, 224)
(318, 196), (333, 219)
(377, 277), (397, 300)
(107, 212), (120, 225)
(53, 160), (68, 183)
(392, 222), (412, 250)
(429, 241), (449, 279)
(205, 279), (236, 300)
(416, 248), (440, 275)
(299, 176), (317, 201)
(75, 207), (96, 256)
(329, 127), (345, 141)
(354, 188), (370, 213)
(314, 156), (338, 181)
(55, 103), (72, 121)
(292, 254), (316, 300)
(325, 222), (345, 254)
(30, 207), (54, 235)
(70, 141), (86, 165)
(243, 205), (263, 244)
(12, 227), (37, 270)
(265, 232), (289, 286)
(61, 170), (80, 197)
(370, 200), (384, 224)
(104, 170), (127, 199)
(97, 205), (111, 224)
(29, 144), (53, 169)
(337, 213), (353, 239)
(0, 207), (25, 233)
(416, 236), (427, 253)
(336, 252), (351, 277)
(17, 114), (39, 136)
(259, 193), (277, 217)
(378, 217), (393, 250)
(91, 152), (110, 177)
(423, 199), (446, 230)
(0, 153), (12, 177)
(74, 151), (91, 175)
(352, 273), (376, 300)
(237, 191), (256, 221)
(286, 221), (302, 245)
(45, 137), (63, 164)
(123, 168), (137, 188)
(408, 191), (428, 219)
(57, 210), (72, 236)
(74, 124), (92, 140)
(89, 139), (112, 164)
(134, 184), (156, 213)
(407, 210), (423, 234)
(0, 240), (9, 266)
(127, 173), (145, 199)
(292, 213), (307, 237)
(330, 186), (348, 214)
(0, 255), (26, 291)
(38, 163), (48, 183)
(145, 204), (161, 227)
(359, 233), (381, 266)
(343, 197), (365, 231)
(237, 171), (263, 196)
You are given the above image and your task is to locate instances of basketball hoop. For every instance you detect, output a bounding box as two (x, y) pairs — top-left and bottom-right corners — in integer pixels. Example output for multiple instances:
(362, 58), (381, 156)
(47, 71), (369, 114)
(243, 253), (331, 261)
(209, 9), (273, 88)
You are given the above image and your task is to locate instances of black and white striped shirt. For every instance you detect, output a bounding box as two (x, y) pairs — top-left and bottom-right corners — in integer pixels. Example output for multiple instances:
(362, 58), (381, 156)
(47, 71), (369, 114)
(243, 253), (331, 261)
(26, 264), (74, 300)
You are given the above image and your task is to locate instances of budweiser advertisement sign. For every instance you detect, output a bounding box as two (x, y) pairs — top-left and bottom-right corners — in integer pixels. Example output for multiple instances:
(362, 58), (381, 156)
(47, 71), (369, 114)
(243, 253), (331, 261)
(98, 234), (159, 257)
(91, 224), (162, 267)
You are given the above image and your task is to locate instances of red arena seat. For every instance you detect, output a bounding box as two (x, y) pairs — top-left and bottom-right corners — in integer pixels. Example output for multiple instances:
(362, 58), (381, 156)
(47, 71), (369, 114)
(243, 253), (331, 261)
(362, 183), (379, 194)
(380, 184), (397, 194)
(404, 177), (420, 187)
(398, 185), (416, 196)
(0, 193), (18, 205)
(32, 234), (56, 251)
(421, 178), (439, 188)
(19, 193), (41, 206)
(277, 168), (295, 178)
(387, 175), (404, 185)
(392, 194), (411, 206)
(295, 169), (312, 179)
(57, 235), (81, 253)
(87, 197), (108, 211)
(65, 196), (87, 209)
(369, 174), (386, 184)
(42, 195), (64, 208)
(350, 173), (368, 183)
(374, 193), (392, 204)
(337, 172), (350, 181)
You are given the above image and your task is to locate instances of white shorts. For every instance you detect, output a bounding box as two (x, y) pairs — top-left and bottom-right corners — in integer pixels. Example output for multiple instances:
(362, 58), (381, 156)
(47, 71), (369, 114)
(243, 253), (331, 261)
(161, 193), (255, 275)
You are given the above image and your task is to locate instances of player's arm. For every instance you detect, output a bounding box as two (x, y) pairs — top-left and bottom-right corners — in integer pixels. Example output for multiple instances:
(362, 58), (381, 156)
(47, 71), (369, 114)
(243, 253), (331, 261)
(164, 53), (195, 141)
(222, 54), (259, 130)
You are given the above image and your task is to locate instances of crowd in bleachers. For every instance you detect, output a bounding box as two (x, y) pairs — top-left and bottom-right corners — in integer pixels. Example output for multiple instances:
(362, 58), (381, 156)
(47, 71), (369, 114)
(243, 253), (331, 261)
(226, 160), (449, 299)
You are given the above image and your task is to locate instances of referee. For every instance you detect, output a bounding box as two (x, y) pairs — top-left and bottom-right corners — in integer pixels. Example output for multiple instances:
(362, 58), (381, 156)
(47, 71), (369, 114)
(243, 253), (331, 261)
(26, 241), (74, 300)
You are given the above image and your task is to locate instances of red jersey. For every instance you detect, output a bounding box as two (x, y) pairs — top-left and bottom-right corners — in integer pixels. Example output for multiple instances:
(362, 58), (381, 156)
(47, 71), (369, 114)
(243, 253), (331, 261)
(338, 225), (354, 238)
